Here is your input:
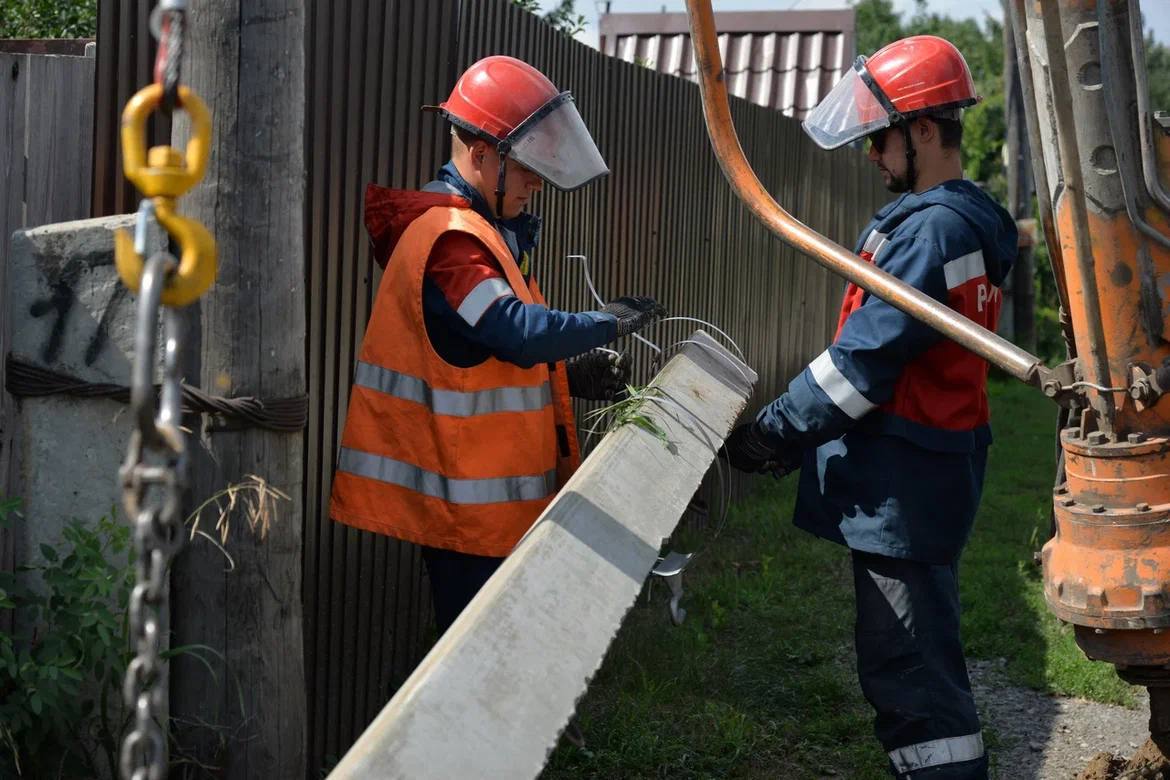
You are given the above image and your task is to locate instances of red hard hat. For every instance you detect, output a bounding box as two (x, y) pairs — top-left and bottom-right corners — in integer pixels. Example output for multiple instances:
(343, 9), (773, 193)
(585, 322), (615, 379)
(429, 55), (609, 192)
(867, 36), (978, 118)
(438, 56), (560, 141)
(803, 35), (979, 150)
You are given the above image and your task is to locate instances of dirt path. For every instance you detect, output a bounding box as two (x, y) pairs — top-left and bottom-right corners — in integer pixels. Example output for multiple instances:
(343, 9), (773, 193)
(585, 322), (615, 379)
(970, 659), (1153, 779)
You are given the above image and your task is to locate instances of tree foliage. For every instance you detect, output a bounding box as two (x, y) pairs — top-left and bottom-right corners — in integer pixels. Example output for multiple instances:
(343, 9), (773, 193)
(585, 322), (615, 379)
(851, 0), (1170, 360)
(1145, 32), (1170, 113)
(512, 0), (587, 38)
(852, 0), (1005, 193)
(0, 0), (97, 38)
(852, 0), (1170, 190)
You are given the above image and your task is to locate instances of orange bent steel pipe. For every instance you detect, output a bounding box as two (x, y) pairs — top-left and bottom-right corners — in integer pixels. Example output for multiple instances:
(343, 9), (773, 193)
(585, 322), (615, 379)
(683, 0), (1050, 388)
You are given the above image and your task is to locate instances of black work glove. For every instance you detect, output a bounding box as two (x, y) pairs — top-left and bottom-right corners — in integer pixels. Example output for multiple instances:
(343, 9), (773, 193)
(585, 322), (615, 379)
(566, 349), (631, 401)
(601, 296), (666, 338)
(720, 421), (801, 477)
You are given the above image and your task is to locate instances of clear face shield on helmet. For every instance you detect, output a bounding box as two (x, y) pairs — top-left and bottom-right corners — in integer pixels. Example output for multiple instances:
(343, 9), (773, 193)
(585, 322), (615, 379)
(504, 92), (609, 191)
(802, 57), (897, 151)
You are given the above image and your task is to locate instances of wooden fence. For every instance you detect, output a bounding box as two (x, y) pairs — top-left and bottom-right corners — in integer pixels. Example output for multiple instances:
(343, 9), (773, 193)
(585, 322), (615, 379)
(0, 43), (96, 630)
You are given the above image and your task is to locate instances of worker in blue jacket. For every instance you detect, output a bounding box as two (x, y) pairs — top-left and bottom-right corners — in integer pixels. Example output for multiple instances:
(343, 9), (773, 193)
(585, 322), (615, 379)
(723, 37), (1017, 779)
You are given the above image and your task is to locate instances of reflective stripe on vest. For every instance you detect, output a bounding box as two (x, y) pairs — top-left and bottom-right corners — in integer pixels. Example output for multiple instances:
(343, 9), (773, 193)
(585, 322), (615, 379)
(338, 447), (558, 504)
(354, 361), (552, 417)
(330, 204), (581, 556)
(888, 732), (984, 774)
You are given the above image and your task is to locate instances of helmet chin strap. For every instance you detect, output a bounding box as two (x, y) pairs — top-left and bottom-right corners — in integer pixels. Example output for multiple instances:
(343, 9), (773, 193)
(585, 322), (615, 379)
(900, 122), (918, 192)
(494, 142), (511, 219)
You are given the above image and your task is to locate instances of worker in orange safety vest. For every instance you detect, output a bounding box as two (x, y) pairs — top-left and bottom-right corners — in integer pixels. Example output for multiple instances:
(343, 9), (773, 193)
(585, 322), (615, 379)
(329, 56), (665, 639)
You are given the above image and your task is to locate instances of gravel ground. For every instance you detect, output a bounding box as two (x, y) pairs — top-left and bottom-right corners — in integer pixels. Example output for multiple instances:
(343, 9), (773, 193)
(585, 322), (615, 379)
(970, 659), (1152, 779)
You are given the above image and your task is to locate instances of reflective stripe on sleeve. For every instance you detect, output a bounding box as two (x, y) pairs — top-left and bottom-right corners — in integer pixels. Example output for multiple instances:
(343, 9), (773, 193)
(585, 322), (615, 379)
(338, 447), (558, 505)
(456, 277), (513, 325)
(862, 229), (889, 260)
(888, 732), (985, 774)
(809, 350), (876, 420)
(943, 249), (987, 289)
(354, 361), (551, 417)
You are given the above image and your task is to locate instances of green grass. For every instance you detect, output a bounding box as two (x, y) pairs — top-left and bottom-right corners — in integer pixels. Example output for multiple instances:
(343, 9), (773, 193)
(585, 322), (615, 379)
(543, 480), (889, 779)
(541, 379), (1136, 779)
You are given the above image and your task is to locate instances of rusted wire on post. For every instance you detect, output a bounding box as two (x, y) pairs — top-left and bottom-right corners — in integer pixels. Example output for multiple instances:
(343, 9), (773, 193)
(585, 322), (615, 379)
(682, 0), (1051, 389)
(5, 354), (309, 432)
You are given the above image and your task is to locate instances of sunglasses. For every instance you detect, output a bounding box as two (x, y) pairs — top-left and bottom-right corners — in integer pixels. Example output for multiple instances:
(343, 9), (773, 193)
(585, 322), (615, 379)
(867, 127), (892, 154)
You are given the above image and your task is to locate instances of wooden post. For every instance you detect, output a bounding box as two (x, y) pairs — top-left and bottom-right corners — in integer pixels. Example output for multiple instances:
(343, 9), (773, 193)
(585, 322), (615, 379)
(1004, 6), (1037, 353)
(168, 2), (307, 776)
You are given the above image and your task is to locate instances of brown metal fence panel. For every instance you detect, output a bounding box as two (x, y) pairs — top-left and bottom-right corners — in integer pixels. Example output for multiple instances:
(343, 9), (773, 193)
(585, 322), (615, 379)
(304, 1), (887, 770)
(304, 0), (459, 769)
(92, 0), (169, 217)
(91, 0), (888, 772)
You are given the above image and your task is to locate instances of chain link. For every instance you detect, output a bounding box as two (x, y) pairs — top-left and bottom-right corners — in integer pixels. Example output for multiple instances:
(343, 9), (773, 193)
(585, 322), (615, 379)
(119, 245), (187, 780)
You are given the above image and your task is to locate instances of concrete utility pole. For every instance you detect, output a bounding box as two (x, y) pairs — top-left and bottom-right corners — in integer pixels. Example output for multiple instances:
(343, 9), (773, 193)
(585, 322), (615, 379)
(1004, 6), (1037, 353)
(169, 1), (307, 776)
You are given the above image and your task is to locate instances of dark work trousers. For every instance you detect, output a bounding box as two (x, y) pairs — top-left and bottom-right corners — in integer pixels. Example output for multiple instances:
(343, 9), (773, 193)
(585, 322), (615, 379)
(420, 545), (505, 635)
(851, 550), (988, 779)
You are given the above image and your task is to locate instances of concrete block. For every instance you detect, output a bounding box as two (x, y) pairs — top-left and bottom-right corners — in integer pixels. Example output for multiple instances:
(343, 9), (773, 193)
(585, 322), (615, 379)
(330, 331), (757, 780)
(9, 213), (164, 384)
(5, 213), (165, 564)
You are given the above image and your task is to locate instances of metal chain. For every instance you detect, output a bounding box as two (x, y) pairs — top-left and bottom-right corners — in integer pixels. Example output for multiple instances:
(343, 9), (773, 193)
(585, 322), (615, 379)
(119, 246), (187, 780)
(119, 4), (204, 776)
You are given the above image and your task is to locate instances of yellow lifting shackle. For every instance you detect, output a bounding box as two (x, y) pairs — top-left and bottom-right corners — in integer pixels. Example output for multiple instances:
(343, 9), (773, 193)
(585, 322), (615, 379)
(114, 83), (217, 307)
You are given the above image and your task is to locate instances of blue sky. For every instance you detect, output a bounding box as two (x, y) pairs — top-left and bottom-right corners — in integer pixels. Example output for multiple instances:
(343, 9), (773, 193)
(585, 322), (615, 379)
(538, 0), (1170, 48)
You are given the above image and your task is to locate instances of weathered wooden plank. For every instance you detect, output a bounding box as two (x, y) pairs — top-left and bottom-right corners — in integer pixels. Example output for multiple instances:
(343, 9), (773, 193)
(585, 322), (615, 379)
(170, 0), (307, 776)
(0, 53), (28, 449)
(0, 52), (28, 634)
(330, 331), (756, 779)
(24, 54), (94, 226)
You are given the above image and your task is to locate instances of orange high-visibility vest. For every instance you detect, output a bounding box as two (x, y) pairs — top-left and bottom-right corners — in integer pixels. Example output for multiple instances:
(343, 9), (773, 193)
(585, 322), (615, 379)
(329, 206), (581, 557)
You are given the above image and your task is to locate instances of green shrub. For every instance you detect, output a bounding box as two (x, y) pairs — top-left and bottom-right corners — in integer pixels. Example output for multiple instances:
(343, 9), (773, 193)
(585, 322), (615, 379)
(0, 500), (133, 779)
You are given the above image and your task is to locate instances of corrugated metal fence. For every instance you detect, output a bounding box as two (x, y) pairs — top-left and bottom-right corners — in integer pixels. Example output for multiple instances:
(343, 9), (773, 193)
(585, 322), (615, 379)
(93, 0), (888, 772)
(92, 1), (168, 217)
(302, 0), (886, 770)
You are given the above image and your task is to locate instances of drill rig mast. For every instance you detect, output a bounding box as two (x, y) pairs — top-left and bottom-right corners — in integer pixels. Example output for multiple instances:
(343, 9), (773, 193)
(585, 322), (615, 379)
(1012, 0), (1170, 755)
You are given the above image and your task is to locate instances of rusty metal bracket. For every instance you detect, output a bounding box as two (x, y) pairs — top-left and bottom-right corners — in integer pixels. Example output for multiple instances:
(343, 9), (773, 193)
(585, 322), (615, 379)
(1037, 359), (1083, 408)
(1129, 360), (1170, 412)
